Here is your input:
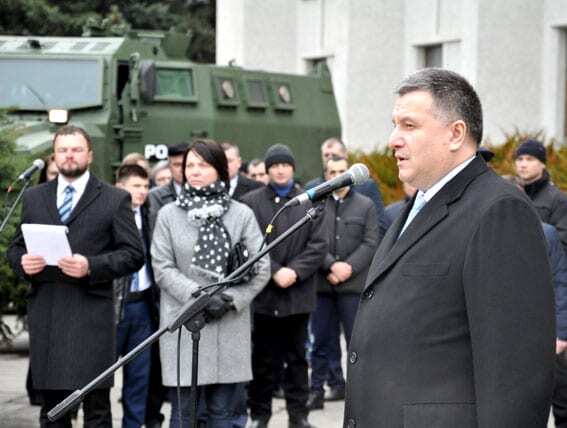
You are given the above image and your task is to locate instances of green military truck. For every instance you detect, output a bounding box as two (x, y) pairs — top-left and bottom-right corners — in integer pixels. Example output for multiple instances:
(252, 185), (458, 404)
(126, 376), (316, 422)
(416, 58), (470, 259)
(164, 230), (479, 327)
(0, 29), (341, 182)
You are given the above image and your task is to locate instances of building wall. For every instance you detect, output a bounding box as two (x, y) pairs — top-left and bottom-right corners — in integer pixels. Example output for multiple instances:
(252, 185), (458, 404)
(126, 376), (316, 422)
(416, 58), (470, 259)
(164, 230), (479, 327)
(476, 0), (543, 142)
(217, 0), (567, 151)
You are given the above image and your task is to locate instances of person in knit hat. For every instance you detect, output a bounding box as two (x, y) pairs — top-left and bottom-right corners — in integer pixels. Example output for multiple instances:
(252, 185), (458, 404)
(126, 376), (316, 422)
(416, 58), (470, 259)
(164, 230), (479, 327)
(515, 139), (567, 248)
(241, 143), (327, 428)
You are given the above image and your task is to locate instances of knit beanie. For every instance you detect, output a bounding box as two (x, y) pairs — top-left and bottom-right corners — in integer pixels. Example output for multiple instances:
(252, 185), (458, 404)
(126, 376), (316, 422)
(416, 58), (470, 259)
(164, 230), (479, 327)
(264, 144), (296, 170)
(515, 139), (546, 164)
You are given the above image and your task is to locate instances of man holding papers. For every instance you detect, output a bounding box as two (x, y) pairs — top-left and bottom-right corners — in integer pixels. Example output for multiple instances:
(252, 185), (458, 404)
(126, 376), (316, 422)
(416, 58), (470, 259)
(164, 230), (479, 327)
(8, 125), (144, 428)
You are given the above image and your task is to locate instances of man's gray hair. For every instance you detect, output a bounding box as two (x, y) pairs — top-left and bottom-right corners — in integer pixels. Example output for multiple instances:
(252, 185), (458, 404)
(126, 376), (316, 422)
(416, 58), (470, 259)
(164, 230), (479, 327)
(396, 68), (483, 145)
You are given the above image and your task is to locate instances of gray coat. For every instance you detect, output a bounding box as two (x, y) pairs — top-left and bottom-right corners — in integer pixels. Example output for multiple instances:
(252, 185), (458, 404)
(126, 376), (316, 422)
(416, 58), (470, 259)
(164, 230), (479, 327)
(151, 199), (270, 386)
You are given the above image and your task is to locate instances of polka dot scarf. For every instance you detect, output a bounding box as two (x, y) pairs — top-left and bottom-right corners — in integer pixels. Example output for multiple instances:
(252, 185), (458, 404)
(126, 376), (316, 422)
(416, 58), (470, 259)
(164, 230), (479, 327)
(176, 181), (231, 277)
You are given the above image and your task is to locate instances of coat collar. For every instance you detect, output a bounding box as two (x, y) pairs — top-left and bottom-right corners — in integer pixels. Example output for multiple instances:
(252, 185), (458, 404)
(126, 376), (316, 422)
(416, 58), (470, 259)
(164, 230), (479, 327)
(43, 174), (102, 225)
(364, 156), (489, 290)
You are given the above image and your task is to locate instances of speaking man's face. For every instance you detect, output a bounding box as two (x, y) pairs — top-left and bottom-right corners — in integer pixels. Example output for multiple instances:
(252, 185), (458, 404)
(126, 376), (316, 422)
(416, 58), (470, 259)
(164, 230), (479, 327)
(388, 90), (456, 191)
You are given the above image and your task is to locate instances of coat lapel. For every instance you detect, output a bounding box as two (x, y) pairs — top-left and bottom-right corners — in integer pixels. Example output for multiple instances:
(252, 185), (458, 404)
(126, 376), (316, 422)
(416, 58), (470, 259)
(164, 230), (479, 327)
(364, 156), (490, 290)
(66, 174), (102, 225)
(42, 180), (61, 224)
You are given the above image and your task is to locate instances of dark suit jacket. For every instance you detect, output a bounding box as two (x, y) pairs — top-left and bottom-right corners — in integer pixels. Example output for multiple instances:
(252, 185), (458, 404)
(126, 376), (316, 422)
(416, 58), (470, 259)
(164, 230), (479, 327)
(232, 174), (263, 201)
(148, 180), (178, 227)
(305, 175), (389, 238)
(317, 191), (378, 294)
(114, 204), (159, 324)
(344, 157), (555, 428)
(7, 175), (144, 390)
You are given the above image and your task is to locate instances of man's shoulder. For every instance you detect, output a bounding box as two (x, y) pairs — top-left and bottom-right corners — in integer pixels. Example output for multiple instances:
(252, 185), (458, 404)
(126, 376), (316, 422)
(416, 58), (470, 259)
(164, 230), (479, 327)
(150, 183), (174, 197)
(239, 174), (263, 190)
(349, 190), (375, 208)
(305, 176), (324, 190)
(240, 185), (268, 204)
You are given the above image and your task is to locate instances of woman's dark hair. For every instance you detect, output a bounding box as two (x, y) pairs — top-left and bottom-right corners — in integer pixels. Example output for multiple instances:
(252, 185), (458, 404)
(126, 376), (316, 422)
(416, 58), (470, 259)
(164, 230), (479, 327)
(38, 153), (56, 184)
(182, 139), (230, 190)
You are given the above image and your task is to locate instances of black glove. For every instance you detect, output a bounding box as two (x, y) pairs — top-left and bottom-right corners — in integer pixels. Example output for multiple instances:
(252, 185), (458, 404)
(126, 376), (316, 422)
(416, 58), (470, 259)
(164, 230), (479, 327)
(204, 292), (234, 321)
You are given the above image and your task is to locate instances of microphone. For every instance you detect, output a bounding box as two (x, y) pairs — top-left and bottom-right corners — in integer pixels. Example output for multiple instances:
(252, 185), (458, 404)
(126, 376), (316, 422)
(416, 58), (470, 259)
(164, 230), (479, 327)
(17, 159), (45, 181)
(284, 163), (369, 208)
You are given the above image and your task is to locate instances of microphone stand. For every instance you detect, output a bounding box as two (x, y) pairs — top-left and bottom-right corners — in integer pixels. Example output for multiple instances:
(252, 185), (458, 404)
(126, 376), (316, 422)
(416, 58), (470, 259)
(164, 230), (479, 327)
(0, 179), (32, 234)
(48, 206), (322, 425)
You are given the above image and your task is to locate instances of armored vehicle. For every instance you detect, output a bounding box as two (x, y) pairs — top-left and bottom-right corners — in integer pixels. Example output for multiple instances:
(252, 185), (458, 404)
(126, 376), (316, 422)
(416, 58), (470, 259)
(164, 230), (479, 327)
(0, 30), (341, 182)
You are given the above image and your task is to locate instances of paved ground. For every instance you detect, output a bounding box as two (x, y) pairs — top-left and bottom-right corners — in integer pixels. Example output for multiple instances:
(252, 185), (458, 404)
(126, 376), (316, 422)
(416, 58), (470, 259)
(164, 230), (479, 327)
(0, 324), (343, 428)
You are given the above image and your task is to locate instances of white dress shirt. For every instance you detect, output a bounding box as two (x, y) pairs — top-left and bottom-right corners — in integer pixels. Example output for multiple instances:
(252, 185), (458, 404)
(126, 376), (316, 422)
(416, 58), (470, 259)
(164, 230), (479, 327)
(133, 207), (151, 292)
(56, 171), (90, 211)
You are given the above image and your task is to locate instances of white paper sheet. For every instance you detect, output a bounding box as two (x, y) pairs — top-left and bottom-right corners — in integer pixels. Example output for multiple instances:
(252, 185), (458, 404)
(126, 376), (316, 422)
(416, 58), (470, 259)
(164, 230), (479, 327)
(21, 223), (72, 266)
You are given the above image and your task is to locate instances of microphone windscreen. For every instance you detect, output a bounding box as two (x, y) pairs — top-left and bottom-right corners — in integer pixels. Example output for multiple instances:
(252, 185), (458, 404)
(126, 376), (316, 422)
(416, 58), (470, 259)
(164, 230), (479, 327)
(349, 163), (370, 185)
(33, 159), (46, 170)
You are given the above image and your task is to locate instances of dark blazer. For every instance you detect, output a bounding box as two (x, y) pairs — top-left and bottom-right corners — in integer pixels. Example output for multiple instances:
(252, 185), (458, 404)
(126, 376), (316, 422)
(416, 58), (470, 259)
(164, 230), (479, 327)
(317, 191), (378, 294)
(148, 180), (178, 226)
(543, 222), (567, 340)
(241, 184), (327, 317)
(7, 175), (144, 390)
(114, 204), (158, 323)
(232, 173), (263, 201)
(344, 157), (555, 428)
(384, 198), (410, 225)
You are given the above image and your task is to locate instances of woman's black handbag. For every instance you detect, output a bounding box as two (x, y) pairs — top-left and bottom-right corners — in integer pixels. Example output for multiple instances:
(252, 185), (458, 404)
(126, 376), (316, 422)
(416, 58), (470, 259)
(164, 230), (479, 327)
(226, 241), (256, 284)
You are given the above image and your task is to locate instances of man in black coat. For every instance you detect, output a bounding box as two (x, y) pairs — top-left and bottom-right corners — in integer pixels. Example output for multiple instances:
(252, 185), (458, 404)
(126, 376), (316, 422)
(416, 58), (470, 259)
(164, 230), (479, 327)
(307, 155), (378, 411)
(344, 69), (555, 428)
(222, 142), (263, 200)
(8, 125), (144, 427)
(515, 139), (567, 249)
(242, 144), (327, 428)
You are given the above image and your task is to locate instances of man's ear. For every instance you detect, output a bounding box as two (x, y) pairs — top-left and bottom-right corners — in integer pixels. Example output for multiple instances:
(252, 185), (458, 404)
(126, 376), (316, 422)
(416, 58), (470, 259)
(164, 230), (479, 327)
(448, 120), (467, 152)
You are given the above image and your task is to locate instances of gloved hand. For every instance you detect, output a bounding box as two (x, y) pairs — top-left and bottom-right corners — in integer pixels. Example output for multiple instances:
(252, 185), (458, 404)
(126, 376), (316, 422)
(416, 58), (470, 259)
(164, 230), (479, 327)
(204, 292), (234, 321)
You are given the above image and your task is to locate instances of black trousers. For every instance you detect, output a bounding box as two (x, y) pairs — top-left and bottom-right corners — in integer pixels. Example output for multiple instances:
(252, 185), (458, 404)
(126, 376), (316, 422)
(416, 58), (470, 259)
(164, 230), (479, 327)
(248, 313), (310, 424)
(554, 354), (567, 427)
(39, 388), (111, 428)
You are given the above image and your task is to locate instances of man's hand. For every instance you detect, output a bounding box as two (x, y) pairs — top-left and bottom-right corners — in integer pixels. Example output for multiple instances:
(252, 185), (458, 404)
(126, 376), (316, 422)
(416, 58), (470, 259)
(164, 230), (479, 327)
(327, 272), (340, 285)
(273, 267), (298, 288)
(58, 254), (90, 278)
(21, 254), (47, 275)
(330, 262), (352, 283)
(557, 339), (567, 355)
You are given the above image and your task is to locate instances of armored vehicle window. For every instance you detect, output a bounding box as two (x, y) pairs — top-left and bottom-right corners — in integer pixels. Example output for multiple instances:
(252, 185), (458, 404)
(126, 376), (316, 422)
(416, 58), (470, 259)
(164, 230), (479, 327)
(244, 79), (269, 109)
(213, 75), (240, 107)
(156, 68), (194, 98)
(270, 81), (295, 111)
(0, 58), (102, 110)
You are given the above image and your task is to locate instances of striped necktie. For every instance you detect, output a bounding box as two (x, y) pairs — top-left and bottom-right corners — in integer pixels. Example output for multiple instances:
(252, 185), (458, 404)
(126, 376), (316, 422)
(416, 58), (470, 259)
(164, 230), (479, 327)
(58, 185), (75, 223)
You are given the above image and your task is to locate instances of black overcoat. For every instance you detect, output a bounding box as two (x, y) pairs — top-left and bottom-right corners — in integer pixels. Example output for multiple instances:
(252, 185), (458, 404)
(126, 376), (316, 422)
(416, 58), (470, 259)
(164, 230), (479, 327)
(344, 157), (555, 428)
(7, 175), (144, 390)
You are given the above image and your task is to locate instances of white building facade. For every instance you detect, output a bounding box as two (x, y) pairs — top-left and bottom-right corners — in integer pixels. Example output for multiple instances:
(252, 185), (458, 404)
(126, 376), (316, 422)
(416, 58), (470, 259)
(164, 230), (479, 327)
(217, 0), (567, 151)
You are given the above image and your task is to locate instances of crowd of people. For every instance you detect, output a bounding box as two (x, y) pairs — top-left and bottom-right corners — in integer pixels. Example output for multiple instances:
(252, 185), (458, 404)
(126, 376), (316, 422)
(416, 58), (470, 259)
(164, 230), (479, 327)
(7, 68), (567, 428)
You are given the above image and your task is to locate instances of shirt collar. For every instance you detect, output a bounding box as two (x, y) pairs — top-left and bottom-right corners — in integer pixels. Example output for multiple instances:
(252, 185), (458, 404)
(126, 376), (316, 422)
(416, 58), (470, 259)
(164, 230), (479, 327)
(57, 170), (90, 195)
(421, 156), (476, 203)
(229, 175), (239, 196)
